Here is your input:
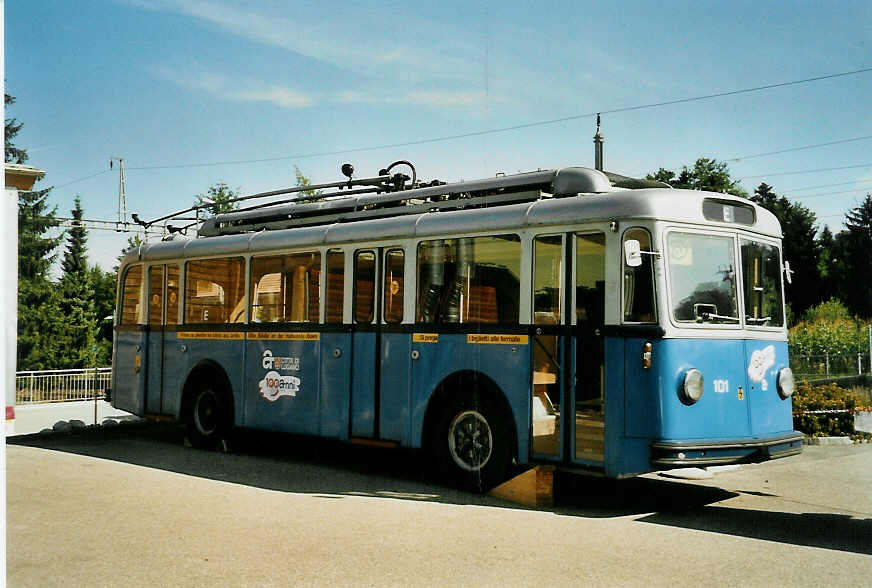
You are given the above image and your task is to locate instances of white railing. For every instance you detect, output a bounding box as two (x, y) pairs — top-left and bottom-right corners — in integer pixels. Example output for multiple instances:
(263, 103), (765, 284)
(15, 368), (112, 404)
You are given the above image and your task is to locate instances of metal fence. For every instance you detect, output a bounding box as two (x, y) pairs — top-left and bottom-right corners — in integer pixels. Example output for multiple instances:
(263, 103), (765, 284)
(790, 352), (870, 378)
(16, 368), (112, 404)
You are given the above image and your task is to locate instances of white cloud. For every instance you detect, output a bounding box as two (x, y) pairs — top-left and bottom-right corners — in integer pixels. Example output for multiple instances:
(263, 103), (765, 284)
(130, 0), (481, 86)
(335, 89), (504, 108)
(154, 67), (313, 108)
(131, 1), (658, 113)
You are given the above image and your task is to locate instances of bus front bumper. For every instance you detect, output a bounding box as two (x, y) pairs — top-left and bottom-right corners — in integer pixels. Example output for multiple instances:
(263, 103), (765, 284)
(650, 431), (805, 468)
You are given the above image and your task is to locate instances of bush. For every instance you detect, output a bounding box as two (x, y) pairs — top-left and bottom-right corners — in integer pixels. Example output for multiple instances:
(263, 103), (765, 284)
(803, 298), (853, 322)
(792, 381), (867, 438)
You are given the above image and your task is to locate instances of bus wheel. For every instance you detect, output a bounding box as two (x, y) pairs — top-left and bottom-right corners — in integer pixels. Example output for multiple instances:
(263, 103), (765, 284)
(435, 395), (511, 491)
(186, 384), (228, 449)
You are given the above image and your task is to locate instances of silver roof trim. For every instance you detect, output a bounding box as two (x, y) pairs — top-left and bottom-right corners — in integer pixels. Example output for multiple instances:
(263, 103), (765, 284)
(125, 188), (781, 265)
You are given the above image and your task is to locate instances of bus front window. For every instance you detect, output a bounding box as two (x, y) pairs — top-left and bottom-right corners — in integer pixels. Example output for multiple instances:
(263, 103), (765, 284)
(622, 228), (657, 323)
(667, 232), (739, 324)
(740, 239), (784, 327)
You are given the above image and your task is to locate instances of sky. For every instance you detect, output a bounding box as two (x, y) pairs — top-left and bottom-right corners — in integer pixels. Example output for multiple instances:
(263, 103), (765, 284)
(5, 0), (872, 274)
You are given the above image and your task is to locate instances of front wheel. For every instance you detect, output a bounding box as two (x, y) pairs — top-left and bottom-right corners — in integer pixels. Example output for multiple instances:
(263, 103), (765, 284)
(186, 384), (229, 449)
(433, 395), (511, 491)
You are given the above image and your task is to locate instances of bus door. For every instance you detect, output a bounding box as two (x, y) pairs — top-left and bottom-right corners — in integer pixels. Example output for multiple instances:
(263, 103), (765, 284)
(318, 249), (351, 439)
(350, 249), (379, 437)
(378, 248), (410, 442)
(349, 246), (409, 441)
(144, 264), (181, 416)
(113, 264), (147, 415)
(570, 233), (606, 465)
(531, 232), (606, 465)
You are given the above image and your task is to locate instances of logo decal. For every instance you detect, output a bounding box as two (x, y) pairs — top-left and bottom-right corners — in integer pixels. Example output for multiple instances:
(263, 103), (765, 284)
(259, 370), (300, 402)
(259, 349), (302, 401)
(747, 345), (775, 391)
(262, 349), (300, 371)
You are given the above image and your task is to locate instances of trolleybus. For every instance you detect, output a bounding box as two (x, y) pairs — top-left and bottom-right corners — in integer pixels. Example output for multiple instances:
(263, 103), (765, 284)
(111, 161), (802, 489)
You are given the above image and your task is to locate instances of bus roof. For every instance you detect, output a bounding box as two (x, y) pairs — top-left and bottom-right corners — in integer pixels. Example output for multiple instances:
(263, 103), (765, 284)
(124, 187), (781, 265)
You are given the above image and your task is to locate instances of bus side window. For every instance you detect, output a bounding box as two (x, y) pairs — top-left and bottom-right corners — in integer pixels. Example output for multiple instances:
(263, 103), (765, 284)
(120, 265), (145, 325)
(148, 266), (164, 326)
(622, 228), (656, 323)
(384, 249), (404, 323)
(325, 249), (344, 323)
(533, 235), (563, 324)
(416, 235), (520, 324)
(250, 252), (321, 323)
(166, 265), (180, 326)
(354, 251), (376, 324)
(185, 257), (245, 324)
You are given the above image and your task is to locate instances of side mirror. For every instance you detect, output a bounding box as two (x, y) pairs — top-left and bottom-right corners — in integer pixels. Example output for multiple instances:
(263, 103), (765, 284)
(783, 260), (793, 285)
(624, 239), (643, 267)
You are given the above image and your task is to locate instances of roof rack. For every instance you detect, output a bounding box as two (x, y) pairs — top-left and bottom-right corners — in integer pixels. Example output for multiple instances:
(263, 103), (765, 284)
(132, 161), (635, 238)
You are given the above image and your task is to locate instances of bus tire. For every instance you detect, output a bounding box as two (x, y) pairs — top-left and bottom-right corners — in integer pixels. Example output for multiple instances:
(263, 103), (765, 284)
(432, 392), (511, 492)
(185, 382), (230, 450)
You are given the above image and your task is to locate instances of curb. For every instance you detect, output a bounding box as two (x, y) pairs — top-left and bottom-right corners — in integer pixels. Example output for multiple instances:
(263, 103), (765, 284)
(803, 436), (854, 446)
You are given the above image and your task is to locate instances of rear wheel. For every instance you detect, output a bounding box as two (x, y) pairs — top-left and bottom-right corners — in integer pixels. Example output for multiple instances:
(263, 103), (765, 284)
(432, 393), (511, 491)
(186, 384), (229, 449)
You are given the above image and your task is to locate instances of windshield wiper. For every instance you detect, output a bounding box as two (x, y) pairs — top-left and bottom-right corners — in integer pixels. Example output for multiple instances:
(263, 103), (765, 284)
(745, 316), (771, 325)
(698, 312), (740, 324)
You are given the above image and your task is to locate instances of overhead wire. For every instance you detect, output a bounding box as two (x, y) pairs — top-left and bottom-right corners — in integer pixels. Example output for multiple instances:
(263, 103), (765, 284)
(50, 169), (111, 189)
(726, 135), (872, 162)
(113, 66), (872, 172)
(45, 65), (872, 208)
(738, 163), (872, 180)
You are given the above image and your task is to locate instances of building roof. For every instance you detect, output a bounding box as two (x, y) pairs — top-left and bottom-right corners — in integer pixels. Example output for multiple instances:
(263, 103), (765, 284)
(5, 163), (46, 191)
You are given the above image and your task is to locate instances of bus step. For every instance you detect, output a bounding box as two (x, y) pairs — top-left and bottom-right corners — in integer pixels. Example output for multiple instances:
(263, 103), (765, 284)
(349, 437), (400, 449)
(489, 465), (555, 508)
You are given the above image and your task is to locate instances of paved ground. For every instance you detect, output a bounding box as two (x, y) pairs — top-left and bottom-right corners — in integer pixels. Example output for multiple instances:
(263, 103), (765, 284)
(7, 424), (872, 587)
(10, 400), (135, 436)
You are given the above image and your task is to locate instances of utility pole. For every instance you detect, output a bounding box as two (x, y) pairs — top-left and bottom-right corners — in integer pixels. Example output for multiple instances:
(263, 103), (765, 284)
(109, 157), (127, 227)
(593, 113), (604, 172)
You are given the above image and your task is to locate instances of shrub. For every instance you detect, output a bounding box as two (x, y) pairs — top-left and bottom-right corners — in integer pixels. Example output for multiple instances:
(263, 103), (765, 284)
(803, 298), (853, 322)
(792, 381), (867, 437)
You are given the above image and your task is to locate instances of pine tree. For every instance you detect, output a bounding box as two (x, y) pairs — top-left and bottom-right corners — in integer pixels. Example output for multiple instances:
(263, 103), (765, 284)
(17, 188), (65, 370)
(816, 225), (838, 304)
(90, 265), (117, 364)
(842, 194), (872, 318)
(56, 197), (98, 368)
(62, 196), (89, 275)
(5, 93), (28, 164)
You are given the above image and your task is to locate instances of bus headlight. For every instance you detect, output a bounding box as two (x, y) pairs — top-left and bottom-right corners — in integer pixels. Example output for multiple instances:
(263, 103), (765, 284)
(777, 367), (795, 399)
(681, 369), (704, 405)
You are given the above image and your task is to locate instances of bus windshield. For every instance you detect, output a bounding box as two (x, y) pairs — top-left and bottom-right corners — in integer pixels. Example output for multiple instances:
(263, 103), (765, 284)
(667, 232), (739, 324)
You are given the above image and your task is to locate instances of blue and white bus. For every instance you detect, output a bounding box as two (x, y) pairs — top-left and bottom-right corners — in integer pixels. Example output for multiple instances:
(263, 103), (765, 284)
(111, 163), (802, 489)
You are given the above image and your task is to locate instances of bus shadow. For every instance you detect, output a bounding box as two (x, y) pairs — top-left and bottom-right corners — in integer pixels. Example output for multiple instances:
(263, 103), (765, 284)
(11, 422), (733, 514)
(11, 422), (870, 554)
(637, 507), (872, 556)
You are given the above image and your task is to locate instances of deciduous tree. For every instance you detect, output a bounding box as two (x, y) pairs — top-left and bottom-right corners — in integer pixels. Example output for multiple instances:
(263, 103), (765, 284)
(750, 183), (821, 319)
(194, 182), (240, 215)
(647, 158), (747, 197)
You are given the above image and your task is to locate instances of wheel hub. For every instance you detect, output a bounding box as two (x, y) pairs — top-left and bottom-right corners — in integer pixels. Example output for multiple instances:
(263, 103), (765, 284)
(448, 410), (493, 472)
(194, 390), (219, 435)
